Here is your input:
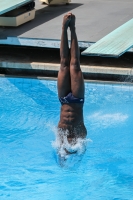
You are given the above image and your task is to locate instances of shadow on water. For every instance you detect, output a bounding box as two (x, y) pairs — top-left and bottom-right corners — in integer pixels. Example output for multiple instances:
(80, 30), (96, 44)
(6, 76), (58, 107)
(0, 3), (83, 38)
(0, 76), (59, 143)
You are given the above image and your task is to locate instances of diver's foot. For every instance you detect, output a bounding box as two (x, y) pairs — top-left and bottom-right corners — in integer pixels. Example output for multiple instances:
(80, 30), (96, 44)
(62, 13), (72, 30)
(69, 14), (76, 31)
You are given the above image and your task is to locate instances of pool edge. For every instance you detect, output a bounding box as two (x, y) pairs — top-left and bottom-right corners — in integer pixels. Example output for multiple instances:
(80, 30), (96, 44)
(0, 61), (133, 83)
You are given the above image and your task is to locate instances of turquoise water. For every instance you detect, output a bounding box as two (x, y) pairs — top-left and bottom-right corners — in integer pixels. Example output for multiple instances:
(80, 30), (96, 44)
(0, 77), (133, 200)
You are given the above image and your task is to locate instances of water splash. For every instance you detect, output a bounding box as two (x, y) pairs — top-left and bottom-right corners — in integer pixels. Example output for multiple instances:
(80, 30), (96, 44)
(51, 128), (92, 168)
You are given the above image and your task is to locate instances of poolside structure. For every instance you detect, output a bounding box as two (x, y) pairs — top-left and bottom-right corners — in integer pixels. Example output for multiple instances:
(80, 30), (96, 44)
(82, 18), (133, 57)
(0, 0), (133, 82)
(0, 0), (35, 26)
(0, 0), (133, 49)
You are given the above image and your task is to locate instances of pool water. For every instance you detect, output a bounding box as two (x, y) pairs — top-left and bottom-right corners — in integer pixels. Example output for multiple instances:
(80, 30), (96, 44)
(0, 77), (133, 200)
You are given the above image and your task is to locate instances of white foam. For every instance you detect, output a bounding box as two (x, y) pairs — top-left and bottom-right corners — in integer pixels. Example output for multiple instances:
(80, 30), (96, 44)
(51, 128), (91, 167)
(87, 112), (128, 128)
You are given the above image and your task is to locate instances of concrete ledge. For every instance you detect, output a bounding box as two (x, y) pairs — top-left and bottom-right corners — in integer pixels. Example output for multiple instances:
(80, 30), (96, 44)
(0, 61), (133, 82)
(0, 45), (133, 82)
(0, 61), (133, 75)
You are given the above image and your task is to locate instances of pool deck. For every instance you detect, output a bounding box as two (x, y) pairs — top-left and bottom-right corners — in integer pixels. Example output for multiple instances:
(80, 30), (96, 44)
(1, 0), (133, 42)
(0, 0), (133, 81)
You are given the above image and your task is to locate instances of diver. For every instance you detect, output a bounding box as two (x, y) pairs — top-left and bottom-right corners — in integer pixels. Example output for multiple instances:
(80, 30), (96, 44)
(57, 13), (87, 155)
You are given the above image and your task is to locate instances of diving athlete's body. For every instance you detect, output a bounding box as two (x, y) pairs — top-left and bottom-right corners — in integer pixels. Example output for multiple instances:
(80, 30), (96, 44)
(57, 13), (87, 149)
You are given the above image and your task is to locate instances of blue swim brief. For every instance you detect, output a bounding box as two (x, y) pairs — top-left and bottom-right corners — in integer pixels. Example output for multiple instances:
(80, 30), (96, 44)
(59, 92), (84, 105)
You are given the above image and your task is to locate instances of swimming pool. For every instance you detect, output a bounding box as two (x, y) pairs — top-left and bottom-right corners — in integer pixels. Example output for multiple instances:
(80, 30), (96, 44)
(0, 77), (133, 200)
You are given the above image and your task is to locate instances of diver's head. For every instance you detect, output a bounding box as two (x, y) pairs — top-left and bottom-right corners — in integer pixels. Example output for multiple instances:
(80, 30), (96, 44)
(57, 128), (87, 156)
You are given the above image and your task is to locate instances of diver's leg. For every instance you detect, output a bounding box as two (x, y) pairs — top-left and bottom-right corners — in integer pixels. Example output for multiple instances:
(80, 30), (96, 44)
(69, 14), (84, 98)
(57, 13), (72, 98)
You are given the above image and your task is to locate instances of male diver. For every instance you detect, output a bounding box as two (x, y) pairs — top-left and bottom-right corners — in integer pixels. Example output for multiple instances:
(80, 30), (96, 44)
(57, 13), (87, 155)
